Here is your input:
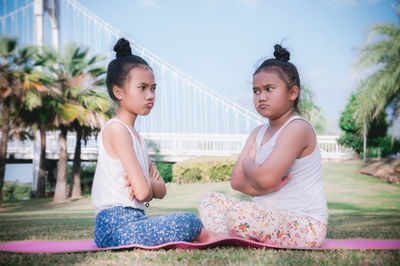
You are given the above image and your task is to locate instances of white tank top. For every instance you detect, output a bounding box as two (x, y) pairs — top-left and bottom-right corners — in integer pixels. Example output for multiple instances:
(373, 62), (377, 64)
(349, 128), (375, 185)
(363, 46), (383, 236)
(252, 116), (328, 224)
(91, 118), (150, 212)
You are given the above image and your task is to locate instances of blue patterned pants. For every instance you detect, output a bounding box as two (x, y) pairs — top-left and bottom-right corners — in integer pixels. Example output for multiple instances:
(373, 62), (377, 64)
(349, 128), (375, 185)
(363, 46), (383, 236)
(94, 206), (203, 247)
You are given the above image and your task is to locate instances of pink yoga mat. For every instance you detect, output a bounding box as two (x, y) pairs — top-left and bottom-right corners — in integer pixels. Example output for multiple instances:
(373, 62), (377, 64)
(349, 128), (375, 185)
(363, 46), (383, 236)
(1, 238), (399, 253)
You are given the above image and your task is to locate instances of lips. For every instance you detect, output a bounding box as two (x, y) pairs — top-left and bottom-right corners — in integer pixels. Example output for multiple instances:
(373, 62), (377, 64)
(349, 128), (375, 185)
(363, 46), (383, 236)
(258, 104), (268, 109)
(146, 102), (154, 108)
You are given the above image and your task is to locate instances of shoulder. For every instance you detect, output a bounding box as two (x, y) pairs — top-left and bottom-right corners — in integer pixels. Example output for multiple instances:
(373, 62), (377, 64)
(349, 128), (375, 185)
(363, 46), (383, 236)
(285, 119), (314, 136)
(248, 124), (265, 141)
(102, 121), (132, 143)
(278, 119), (315, 145)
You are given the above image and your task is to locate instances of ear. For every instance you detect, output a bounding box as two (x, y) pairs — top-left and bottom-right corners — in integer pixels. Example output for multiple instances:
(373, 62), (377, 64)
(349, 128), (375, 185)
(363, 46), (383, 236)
(289, 86), (299, 102)
(112, 85), (123, 100)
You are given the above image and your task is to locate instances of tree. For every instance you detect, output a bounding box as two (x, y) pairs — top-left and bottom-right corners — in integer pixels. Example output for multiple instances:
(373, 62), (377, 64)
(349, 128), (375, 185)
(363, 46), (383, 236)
(40, 43), (109, 203)
(338, 94), (399, 157)
(299, 86), (326, 134)
(0, 37), (52, 204)
(15, 89), (60, 198)
(69, 89), (112, 199)
(353, 3), (400, 128)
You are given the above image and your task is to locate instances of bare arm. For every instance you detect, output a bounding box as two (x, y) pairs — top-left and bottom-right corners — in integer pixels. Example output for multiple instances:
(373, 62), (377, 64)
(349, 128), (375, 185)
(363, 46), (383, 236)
(147, 156), (167, 199)
(230, 126), (266, 195)
(103, 123), (153, 202)
(242, 120), (314, 191)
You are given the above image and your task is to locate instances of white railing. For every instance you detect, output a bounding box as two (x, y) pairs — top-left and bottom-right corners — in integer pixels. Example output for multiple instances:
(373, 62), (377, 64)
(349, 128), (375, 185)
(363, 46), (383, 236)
(317, 135), (353, 159)
(5, 132), (352, 161)
(142, 133), (248, 161)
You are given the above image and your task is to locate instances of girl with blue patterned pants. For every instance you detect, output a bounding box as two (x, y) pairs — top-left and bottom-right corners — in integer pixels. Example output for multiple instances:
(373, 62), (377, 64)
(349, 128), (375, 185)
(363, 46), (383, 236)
(91, 38), (223, 248)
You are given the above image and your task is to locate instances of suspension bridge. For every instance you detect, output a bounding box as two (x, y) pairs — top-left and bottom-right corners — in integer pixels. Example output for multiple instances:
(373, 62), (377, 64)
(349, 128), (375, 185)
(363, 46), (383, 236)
(1, 0), (352, 187)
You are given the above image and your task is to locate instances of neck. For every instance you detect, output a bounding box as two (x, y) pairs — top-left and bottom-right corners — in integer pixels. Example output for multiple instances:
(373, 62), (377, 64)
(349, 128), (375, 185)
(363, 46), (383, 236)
(115, 108), (137, 128)
(268, 109), (295, 129)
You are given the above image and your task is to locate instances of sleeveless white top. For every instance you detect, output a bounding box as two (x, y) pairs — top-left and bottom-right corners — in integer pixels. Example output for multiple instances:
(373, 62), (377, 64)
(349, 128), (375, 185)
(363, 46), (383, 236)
(252, 116), (328, 224)
(91, 118), (150, 212)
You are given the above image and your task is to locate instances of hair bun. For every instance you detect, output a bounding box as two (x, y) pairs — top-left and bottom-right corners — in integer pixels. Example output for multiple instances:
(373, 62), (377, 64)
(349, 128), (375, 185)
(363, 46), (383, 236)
(273, 44), (290, 62)
(114, 38), (133, 59)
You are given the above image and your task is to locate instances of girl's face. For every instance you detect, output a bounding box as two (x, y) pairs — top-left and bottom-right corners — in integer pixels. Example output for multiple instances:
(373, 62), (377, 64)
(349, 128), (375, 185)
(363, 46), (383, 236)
(252, 70), (297, 119)
(114, 66), (156, 116)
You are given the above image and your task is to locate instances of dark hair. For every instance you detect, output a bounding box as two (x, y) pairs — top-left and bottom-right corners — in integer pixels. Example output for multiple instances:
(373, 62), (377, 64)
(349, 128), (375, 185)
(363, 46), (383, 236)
(253, 44), (301, 113)
(106, 38), (151, 101)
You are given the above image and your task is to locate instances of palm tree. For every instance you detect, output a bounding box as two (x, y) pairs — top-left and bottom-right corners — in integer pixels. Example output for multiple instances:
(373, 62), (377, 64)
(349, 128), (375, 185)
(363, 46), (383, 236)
(0, 37), (17, 205)
(299, 86), (326, 134)
(41, 43), (109, 203)
(15, 90), (61, 198)
(0, 37), (53, 204)
(69, 88), (112, 199)
(353, 3), (400, 127)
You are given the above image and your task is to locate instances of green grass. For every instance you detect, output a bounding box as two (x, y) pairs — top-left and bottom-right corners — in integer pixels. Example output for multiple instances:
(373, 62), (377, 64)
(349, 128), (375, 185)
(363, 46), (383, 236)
(0, 160), (399, 265)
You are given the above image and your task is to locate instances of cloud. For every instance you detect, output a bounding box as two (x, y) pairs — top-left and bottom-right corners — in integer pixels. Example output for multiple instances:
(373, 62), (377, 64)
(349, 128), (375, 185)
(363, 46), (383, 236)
(137, 0), (162, 11)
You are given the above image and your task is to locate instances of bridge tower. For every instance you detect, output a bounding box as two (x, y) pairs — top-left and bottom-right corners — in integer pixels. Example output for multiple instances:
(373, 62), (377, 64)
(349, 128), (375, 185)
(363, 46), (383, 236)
(32, 0), (60, 194)
(34, 0), (60, 50)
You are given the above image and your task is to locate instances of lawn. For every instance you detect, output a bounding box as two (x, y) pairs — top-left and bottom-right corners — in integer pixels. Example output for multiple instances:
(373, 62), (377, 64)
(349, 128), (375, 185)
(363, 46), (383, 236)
(0, 160), (399, 265)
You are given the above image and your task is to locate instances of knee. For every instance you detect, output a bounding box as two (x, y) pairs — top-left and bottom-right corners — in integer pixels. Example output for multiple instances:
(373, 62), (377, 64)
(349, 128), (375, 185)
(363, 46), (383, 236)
(199, 192), (222, 206)
(181, 213), (203, 229)
(170, 213), (203, 240)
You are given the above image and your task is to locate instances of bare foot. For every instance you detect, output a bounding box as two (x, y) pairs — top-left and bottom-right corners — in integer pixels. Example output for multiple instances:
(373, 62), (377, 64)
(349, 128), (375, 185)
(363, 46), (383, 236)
(194, 228), (228, 243)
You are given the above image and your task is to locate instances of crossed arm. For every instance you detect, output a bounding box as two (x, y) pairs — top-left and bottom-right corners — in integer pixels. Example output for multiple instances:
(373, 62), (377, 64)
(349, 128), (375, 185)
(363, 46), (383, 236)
(231, 120), (313, 196)
(124, 157), (166, 201)
(103, 123), (166, 202)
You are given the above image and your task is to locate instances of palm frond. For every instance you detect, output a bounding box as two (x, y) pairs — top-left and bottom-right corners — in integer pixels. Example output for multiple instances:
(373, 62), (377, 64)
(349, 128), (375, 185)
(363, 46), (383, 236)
(353, 7), (400, 126)
(0, 36), (17, 58)
(25, 90), (42, 110)
(59, 102), (84, 123)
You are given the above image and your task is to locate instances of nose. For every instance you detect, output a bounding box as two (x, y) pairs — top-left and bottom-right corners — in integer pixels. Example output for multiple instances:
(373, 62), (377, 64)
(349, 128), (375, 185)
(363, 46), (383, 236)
(259, 91), (267, 101)
(146, 89), (155, 100)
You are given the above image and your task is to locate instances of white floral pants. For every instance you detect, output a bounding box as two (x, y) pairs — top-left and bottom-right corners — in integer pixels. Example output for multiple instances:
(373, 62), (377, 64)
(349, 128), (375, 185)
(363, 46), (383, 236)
(198, 192), (327, 248)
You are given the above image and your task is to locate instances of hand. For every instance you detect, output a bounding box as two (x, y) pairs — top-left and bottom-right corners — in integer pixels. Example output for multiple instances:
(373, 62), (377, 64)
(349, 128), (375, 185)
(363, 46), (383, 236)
(264, 173), (292, 194)
(123, 174), (136, 201)
(149, 161), (161, 181)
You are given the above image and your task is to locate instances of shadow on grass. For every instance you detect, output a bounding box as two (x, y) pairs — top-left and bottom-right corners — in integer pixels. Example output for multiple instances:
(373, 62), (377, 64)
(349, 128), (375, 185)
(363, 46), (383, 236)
(328, 202), (399, 213)
(327, 213), (400, 239)
(327, 201), (400, 239)
(0, 198), (93, 214)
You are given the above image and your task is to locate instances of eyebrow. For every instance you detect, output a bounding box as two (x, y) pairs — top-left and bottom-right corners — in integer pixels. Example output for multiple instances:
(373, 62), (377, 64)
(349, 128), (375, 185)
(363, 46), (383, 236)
(137, 82), (156, 86)
(253, 84), (275, 89)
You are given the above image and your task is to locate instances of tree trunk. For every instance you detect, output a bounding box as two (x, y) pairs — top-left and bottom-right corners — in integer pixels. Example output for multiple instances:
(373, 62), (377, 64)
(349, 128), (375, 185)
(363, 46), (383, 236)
(53, 126), (69, 203)
(35, 125), (47, 198)
(363, 120), (367, 162)
(0, 98), (11, 206)
(70, 128), (82, 199)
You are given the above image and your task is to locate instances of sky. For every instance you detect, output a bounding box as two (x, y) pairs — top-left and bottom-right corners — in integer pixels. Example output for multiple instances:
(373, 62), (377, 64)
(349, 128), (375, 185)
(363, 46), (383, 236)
(77, 0), (398, 134)
(2, 0), (399, 183)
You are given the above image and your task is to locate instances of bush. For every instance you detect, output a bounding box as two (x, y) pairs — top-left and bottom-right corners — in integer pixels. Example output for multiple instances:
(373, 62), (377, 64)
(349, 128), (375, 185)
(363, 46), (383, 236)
(155, 162), (173, 183)
(338, 93), (394, 157)
(80, 162), (97, 194)
(172, 155), (238, 183)
(3, 181), (31, 200)
(361, 137), (400, 158)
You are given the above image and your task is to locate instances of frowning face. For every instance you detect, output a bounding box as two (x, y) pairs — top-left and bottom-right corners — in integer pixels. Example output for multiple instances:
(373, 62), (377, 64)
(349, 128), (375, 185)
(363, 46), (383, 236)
(252, 70), (297, 120)
(114, 66), (156, 116)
